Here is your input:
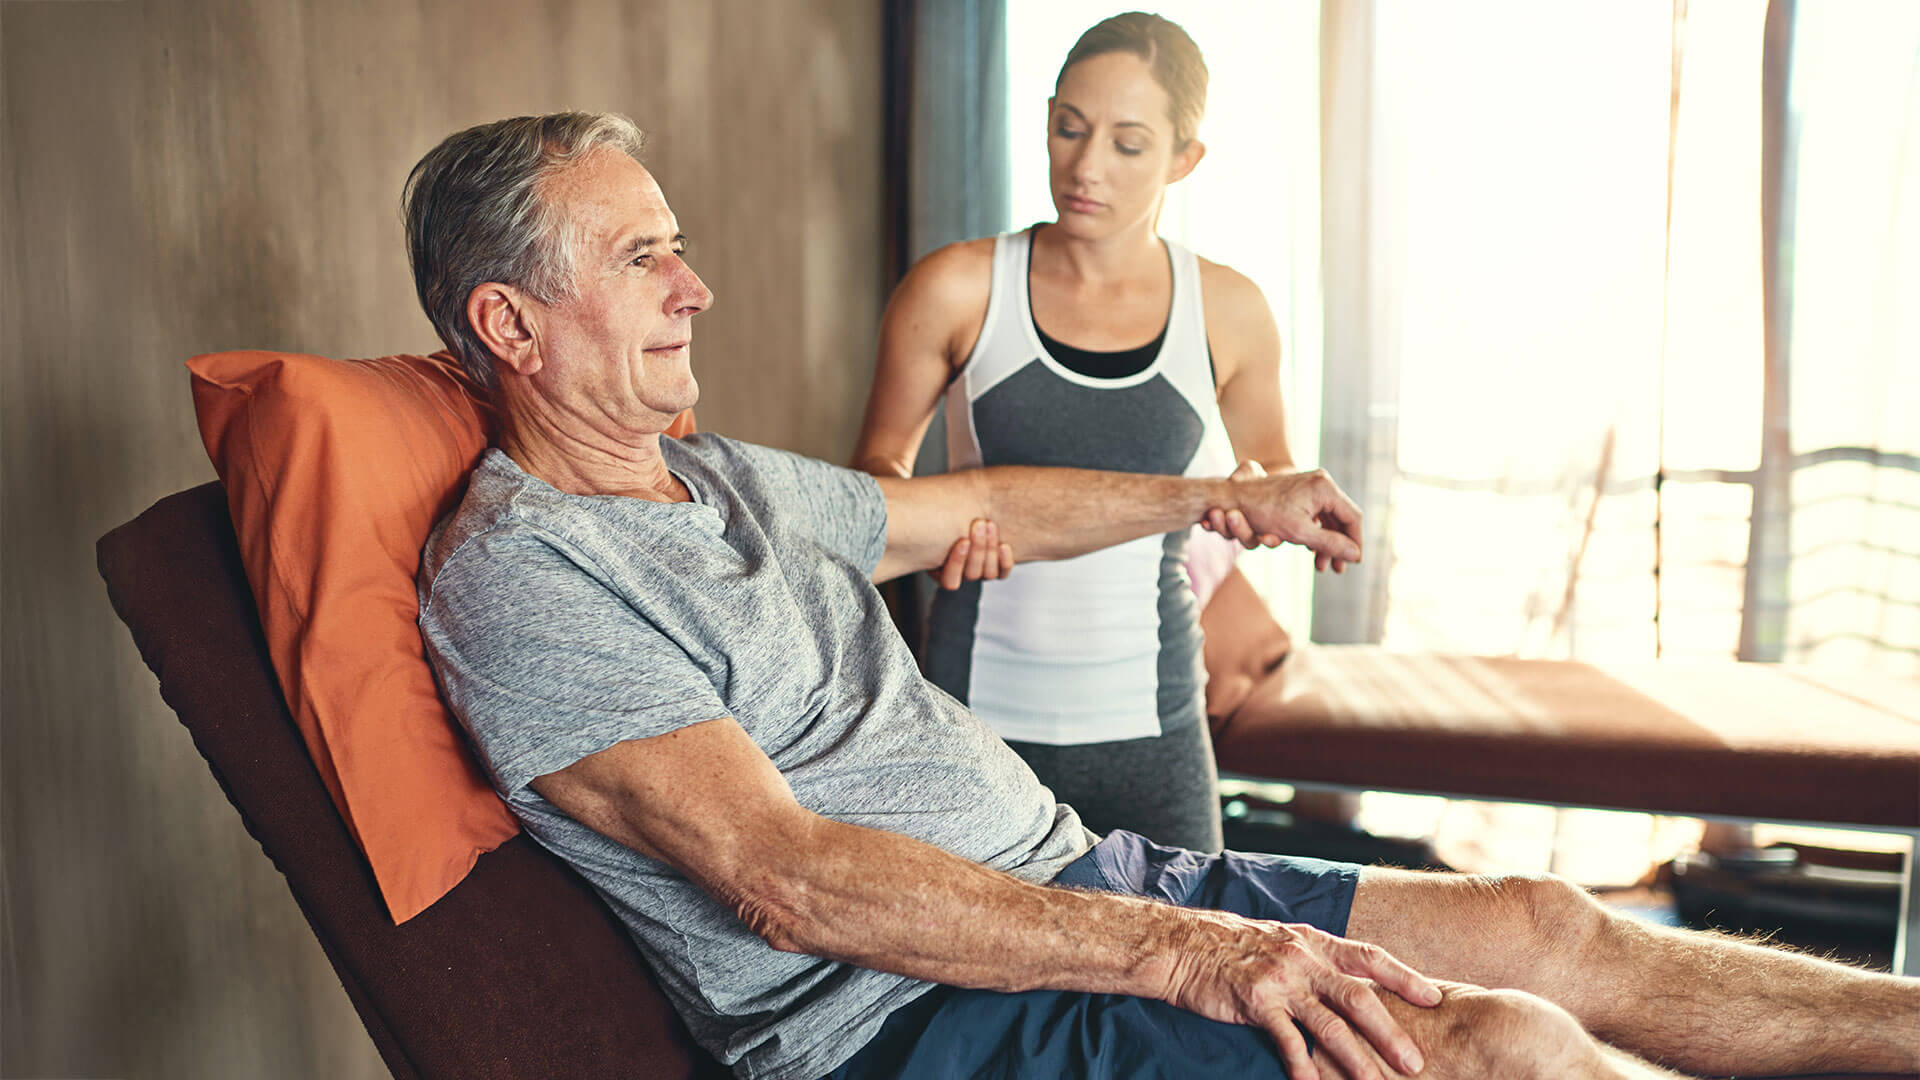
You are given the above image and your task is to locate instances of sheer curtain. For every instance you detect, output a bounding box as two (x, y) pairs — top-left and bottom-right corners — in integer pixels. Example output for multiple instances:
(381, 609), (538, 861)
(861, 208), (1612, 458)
(1769, 0), (1920, 674)
(1324, 0), (1917, 676)
(1320, 0), (1916, 878)
(1338, 1), (1677, 661)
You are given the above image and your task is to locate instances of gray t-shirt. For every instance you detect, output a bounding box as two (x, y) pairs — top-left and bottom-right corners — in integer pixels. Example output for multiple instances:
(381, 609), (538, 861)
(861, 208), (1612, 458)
(418, 436), (1095, 1080)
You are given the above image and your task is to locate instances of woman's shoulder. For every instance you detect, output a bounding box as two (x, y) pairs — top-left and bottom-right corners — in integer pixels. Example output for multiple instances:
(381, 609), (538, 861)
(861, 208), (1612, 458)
(892, 235), (998, 322)
(912, 235), (998, 287)
(1194, 254), (1268, 310)
(1192, 255), (1281, 385)
(1195, 255), (1276, 334)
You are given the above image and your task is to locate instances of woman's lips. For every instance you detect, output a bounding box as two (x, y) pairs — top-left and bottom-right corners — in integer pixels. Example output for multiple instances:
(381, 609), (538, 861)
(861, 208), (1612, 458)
(1061, 195), (1103, 214)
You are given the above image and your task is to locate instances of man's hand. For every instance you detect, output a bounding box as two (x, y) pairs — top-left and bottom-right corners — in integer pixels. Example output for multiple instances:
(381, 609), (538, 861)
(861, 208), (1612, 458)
(1202, 461), (1361, 574)
(1165, 911), (1441, 1080)
(934, 518), (1016, 590)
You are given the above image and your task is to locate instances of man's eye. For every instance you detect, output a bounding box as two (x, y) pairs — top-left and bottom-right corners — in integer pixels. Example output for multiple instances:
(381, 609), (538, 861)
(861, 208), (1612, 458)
(631, 254), (653, 267)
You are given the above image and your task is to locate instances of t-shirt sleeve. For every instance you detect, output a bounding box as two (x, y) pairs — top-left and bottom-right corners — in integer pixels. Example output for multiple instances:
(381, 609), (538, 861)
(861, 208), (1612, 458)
(419, 527), (731, 802)
(720, 439), (889, 575)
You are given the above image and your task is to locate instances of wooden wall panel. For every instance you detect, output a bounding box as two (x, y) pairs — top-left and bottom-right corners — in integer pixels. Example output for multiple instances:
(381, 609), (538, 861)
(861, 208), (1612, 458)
(0, 2), (883, 1076)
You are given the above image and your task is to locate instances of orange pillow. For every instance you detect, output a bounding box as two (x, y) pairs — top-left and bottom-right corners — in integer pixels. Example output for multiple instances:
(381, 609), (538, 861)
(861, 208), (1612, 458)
(188, 349), (694, 923)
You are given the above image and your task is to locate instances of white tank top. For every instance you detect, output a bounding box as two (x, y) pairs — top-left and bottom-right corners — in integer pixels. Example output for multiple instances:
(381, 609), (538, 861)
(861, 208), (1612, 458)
(925, 227), (1236, 745)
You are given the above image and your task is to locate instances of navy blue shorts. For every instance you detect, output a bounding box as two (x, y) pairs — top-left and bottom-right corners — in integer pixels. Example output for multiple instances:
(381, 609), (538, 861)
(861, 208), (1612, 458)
(823, 831), (1362, 1080)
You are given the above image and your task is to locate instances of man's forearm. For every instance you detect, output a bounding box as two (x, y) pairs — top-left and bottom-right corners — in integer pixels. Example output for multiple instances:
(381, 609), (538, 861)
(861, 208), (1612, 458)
(743, 811), (1206, 999)
(977, 466), (1230, 563)
(875, 463), (1358, 584)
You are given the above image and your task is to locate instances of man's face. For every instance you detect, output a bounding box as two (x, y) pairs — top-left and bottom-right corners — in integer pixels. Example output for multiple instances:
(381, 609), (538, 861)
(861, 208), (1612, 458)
(522, 147), (714, 438)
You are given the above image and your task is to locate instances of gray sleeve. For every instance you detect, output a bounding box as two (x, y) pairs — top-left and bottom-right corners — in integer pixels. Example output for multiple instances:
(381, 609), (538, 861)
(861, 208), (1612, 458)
(722, 440), (889, 575)
(420, 528), (731, 801)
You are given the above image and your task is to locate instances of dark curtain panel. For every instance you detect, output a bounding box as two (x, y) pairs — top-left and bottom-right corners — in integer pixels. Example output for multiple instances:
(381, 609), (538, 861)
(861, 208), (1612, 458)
(884, 0), (1012, 285)
(881, 0), (1012, 651)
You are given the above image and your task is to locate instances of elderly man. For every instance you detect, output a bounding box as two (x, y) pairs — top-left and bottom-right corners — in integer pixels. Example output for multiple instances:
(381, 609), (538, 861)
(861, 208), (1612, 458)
(411, 113), (1916, 1080)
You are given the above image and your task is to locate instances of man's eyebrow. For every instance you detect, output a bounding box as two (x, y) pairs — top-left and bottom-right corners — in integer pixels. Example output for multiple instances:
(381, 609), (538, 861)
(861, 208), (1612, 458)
(1052, 102), (1154, 133)
(613, 232), (690, 260)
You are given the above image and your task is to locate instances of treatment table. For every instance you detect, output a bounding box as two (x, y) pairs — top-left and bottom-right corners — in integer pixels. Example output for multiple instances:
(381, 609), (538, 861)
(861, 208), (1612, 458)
(1214, 645), (1920, 976)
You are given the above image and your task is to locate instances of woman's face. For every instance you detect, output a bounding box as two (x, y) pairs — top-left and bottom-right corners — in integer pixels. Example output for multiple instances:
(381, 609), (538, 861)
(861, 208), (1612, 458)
(1046, 50), (1201, 240)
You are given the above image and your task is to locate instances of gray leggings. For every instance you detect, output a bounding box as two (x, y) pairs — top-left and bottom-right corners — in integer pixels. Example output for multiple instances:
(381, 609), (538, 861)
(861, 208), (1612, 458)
(1005, 722), (1224, 853)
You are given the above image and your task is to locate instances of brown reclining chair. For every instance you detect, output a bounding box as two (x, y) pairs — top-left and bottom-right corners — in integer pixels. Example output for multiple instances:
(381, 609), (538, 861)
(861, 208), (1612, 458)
(99, 481), (728, 1080)
(100, 483), (1912, 1080)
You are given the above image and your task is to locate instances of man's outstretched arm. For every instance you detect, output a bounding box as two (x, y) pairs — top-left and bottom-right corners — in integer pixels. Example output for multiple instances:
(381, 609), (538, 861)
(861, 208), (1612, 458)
(869, 465), (1363, 583)
(532, 716), (1438, 1080)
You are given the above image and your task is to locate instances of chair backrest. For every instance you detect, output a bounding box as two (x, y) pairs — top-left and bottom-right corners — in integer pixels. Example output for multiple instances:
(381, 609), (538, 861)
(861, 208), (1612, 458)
(97, 482), (726, 1080)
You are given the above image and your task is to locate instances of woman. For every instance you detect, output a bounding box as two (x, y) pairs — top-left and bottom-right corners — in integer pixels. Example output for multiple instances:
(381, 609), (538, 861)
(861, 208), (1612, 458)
(853, 12), (1310, 852)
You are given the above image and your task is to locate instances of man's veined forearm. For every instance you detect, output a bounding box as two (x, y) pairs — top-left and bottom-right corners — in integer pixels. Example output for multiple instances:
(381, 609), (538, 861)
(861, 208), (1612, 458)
(737, 810), (1208, 1000)
(976, 466), (1231, 563)
(872, 462), (1356, 583)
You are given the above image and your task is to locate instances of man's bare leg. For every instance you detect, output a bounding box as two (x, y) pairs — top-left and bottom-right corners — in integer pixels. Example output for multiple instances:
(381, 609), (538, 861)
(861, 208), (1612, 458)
(1311, 981), (1691, 1080)
(1344, 868), (1920, 1076)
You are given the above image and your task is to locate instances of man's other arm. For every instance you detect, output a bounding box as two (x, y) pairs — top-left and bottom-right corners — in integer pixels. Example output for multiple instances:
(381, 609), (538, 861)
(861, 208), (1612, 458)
(532, 717), (1436, 1080)
(869, 465), (1362, 584)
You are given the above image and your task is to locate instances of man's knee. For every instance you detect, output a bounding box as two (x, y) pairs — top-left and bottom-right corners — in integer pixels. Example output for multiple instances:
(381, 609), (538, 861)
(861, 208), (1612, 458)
(1477, 872), (1611, 958)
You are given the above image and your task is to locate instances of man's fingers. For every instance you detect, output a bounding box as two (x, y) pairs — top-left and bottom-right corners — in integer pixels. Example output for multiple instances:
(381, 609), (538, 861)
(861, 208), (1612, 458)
(1299, 523), (1361, 565)
(1268, 1016), (1321, 1080)
(1313, 492), (1363, 556)
(1333, 939), (1443, 1009)
(996, 542), (1015, 579)
(1299, 1000), (1387, 1080)
(1317, 974), (1424, 1077)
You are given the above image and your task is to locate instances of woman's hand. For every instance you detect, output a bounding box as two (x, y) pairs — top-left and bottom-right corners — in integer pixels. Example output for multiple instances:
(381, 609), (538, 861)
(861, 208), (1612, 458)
(936, 518), (1016, 590)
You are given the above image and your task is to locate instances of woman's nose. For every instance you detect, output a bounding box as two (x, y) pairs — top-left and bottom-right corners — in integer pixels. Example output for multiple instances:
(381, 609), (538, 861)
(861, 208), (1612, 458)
(1072, 138), (1110, 187)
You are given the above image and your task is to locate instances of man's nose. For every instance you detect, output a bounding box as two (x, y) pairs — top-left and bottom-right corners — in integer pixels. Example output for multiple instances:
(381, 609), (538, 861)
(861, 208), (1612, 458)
(668, 258), (713, 316)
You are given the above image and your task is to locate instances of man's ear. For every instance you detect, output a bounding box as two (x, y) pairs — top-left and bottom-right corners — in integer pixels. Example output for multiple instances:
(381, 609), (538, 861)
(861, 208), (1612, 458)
(467, 282), (542, 376)
(1168, 138), (1206, 185)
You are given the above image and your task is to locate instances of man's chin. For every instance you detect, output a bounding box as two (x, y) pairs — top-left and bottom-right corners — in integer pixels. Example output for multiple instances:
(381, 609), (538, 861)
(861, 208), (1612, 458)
(657, 375), (699, 419)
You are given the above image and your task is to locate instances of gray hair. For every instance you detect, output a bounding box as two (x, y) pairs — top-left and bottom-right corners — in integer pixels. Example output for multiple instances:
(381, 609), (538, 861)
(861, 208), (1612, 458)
(403, 112), (647, 390)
